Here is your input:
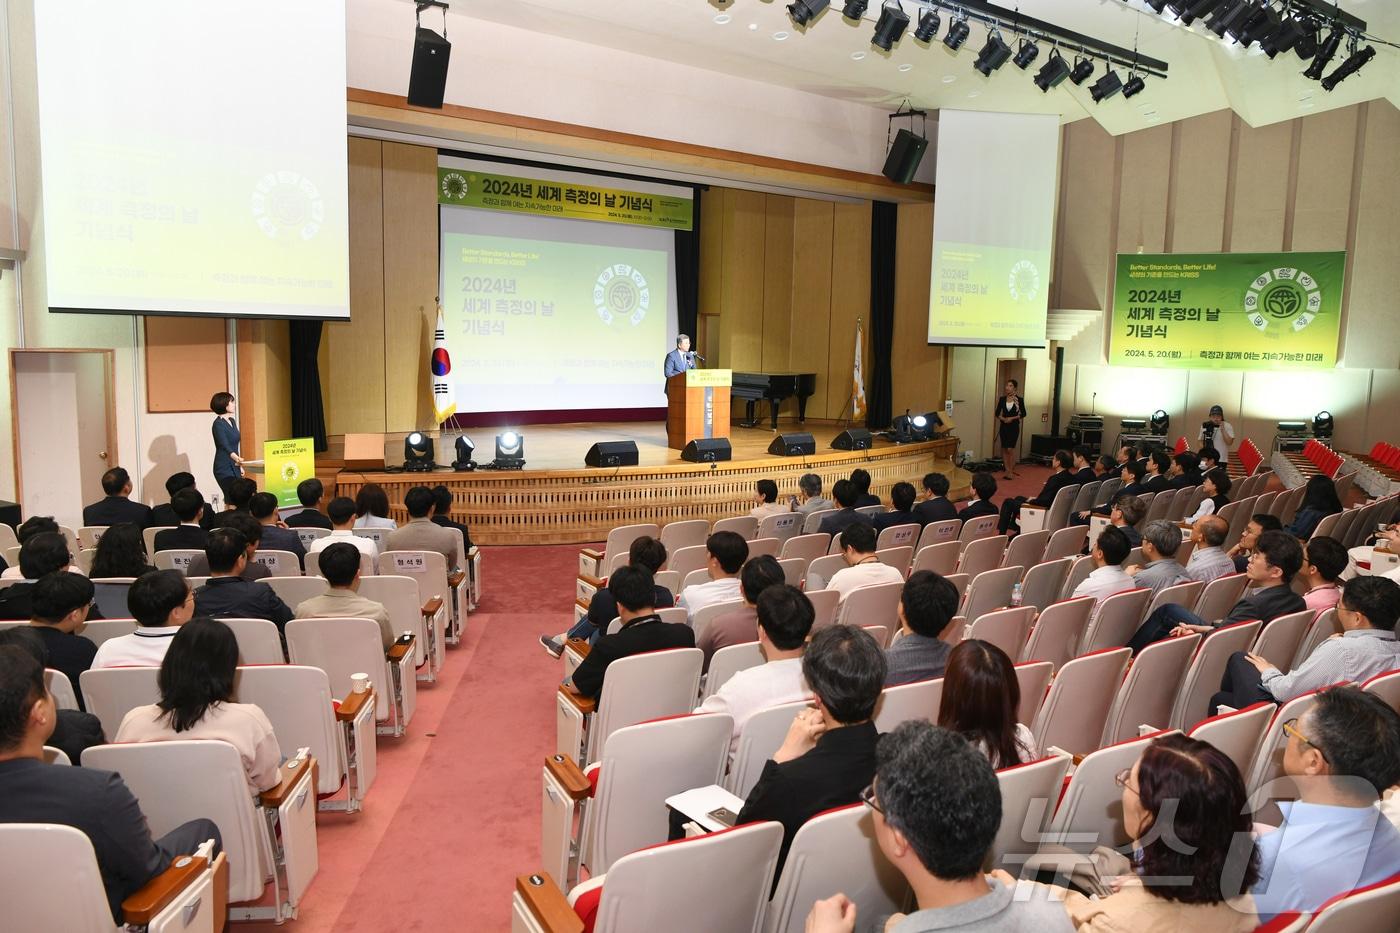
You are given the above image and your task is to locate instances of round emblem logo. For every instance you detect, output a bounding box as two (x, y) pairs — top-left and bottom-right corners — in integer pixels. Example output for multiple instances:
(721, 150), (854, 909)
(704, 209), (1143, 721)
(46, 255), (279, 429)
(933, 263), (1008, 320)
(1244, 267), (1322, 333)
(593, 264), (651, 325)
(1008, 260), (1041, 302)
(440, 171), (469, 202)
(251, 171), (324, 240)
(280, 461), (300, 485)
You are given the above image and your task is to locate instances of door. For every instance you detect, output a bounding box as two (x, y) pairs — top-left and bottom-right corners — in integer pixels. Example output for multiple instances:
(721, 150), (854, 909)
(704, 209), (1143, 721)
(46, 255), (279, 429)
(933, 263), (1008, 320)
(10, 350), (117, 529)
(996, 357), (1029, 462)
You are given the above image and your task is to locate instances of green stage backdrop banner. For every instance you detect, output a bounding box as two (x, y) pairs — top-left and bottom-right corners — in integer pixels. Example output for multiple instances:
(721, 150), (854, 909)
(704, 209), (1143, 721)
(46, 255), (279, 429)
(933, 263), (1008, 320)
(438, 167), (692, 231)
(1110, 251), (1345, 370)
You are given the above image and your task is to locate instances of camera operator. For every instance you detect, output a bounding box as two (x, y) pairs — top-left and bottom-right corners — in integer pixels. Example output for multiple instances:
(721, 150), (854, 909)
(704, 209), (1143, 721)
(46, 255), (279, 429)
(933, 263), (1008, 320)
(1199, 405), (1235, 466)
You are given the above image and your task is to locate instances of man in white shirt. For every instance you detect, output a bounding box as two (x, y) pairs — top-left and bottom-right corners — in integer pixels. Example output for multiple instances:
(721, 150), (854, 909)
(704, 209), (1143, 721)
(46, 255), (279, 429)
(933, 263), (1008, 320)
(696, 583), (812, 757)
(306, 497), (379, 563)
(90, 570), (194, 669)
(1071, 525), (1134, 612)
(1200, 405), (1235, 465)
(749, 479), (792, 520)
(825, 523), (905, 603)
(677, 531), (748, 619)
(793, 473), (833, 517)
(1183, 515), (1234, 585)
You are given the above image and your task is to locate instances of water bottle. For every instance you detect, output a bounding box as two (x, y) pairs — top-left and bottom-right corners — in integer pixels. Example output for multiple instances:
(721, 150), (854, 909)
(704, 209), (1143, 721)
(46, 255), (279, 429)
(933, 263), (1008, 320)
(1009, 582), (1023, 608)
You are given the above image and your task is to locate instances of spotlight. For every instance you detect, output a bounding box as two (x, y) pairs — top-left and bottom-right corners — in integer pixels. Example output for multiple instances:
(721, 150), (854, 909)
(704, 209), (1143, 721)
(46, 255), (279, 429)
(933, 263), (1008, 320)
(1173, 0), (1219, 27)
(1293, 22), (1319, 60)
(1033, 50), (1071, 91)
(404, 432), (436, 472)
(1122, 73), (1145, 98)
(1236, 4), (1281, 47)
(841, 0), (867, 20)
(1145, 0), (1168, 12)
(1119, 418), (1148, 432)
(1012, 39), (1039, 69)
(1205, 0), (1251, 39)
(913, 8), (939, 43)
(1321, 44), (1374, 91)
(943, 16), (970, 51)
(1313, 411), (1334, 439)
(1149, 410), (1170, 436)
(1069, 55), (1094, 85)
(1303, 27), (1343, 80)
(1261, 15), (1308, 58)
(1090, 68), (1123, 102)
(493, 431), (526, 470)
(787, 0), (830, 27)
(871, 2), (909, 51)
(891, 411), (935, 443)
(452, 435), (476, 471)
(972, 30), (1012, 75)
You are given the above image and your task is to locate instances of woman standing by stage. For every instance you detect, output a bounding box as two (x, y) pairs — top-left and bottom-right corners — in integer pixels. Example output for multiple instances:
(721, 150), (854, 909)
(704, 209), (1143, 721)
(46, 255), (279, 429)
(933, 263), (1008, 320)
(996, 379), (1027, 479)
(210, 391), (243, 502)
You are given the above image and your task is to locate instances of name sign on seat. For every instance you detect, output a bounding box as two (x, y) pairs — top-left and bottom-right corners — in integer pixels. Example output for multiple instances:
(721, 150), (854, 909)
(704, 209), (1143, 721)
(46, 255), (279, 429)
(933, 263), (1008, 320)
(389, 554), (429, 574)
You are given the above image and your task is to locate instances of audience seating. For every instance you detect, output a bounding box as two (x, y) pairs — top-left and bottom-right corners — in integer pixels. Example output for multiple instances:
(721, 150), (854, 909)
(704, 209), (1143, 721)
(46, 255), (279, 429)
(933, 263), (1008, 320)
(76, 618), (139, 649)
(804, 554), (847, 591)
(292, 526), (332, 550)
(909, 540), (959, 577)
(1042, 525), (1088, 563)
(943, 573), (970, 601)
(1251, 609), (1315, 673)
(1193, 572), (1250, 623)
(305, 549), (374, 578)
(874, 546), (914, 579)
(660, 519), (710, 553)
(580, 524), (661, 577)
(874, 523), (918, 551)
(1361, 667), (1400, 712)
(250, 549), (301, 577)
(1001, 530), (1049, 572)
(701, 642), (765, 703)
(1282, 872), (1400, 933)
(776, 558), (804, 588)
(1244, 688), (1331, 807)
(680, 568), (712, 592)
(596, 607), (688, 639)
(963, 606), (1035, 663)
(778, 533), (828, 565)
(1217, 498), (1252, 551)
(835, 580), (902, 630)
(351, 527), (393, 551)
(801, 509), (836, 534)
(915, 519), (960, 552)
(378, 549), (468, 645)
(80, 665), (161, 738)
(1141, 579), (1204, 620)
(987, 754), (1072, 876)
(1013, 661), (1054, 728)
(668, 544), (709, 579)
(712, 516), (758, 540)
(654, 569), (682, 596)
(960, 565), (1022, 625)
(1143, 489), (1177, 524)
(0, 523), (17, 551)
(221, 617), (286, 664)
(42, 745), (70, 765)
(285, 617), (417, 738)
(2, 544), (17, 566)
(691, 599), (747, 647)
(1100, 633), (1200, 746)
(1186, 701), (1274, 778)
(754, 513), (802, 543)
(1068, 481), (1101, 515)
(1078, 587), (1151, 654)
(44, 668), (78, 711)
(1059, 555), (1095, 600)
(1038, 729), (1177, 856)
(263, 574), (331, 608)
(872, 677), (943, 733)
(358, 573), (444, 681)
(1019, 597), (1094, 672)
(153, 548), (203, 574)
(1019, 485), (1077, 535)
(90, 577), (136, 618)
(1031, 647), (1131, 758)
(747, 537), (781, 560)
(957, 534), (1007, 580)
(806, 589), (839, 631)
(556, 647), (702, 766)
(727, 700), (809, 797)
(1167, 620), (1262, 730)
(957, 515), (998, 548)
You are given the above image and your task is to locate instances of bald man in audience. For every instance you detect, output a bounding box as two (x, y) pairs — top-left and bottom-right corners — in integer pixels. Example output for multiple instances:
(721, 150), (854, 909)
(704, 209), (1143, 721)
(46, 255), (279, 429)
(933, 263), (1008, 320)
(1183, 515), (1234, 584)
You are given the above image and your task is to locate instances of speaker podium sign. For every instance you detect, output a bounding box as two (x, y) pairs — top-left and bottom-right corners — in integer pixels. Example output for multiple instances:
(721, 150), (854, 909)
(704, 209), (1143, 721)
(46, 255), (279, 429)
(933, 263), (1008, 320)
(262, 438), (316, 508)
(1110, 251), (1344, 370)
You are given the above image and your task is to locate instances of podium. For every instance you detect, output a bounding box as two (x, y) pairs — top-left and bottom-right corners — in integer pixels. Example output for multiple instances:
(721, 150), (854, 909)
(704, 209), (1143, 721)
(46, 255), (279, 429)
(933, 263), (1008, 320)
(666, 369), (732, 451)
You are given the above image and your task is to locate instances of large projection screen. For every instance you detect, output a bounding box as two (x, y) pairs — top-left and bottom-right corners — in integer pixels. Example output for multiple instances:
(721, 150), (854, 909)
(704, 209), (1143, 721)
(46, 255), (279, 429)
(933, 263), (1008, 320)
(33, 1), (350, 319)
(927, 110), (1060, 347)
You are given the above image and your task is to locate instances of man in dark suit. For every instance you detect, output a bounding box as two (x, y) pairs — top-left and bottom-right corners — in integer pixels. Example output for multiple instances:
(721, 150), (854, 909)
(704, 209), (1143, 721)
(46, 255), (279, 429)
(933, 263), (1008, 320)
(82, 467), (152, 529)
(997, 450), (1078, 534)
(430, 485), (472, 549)
(663, 334), (696, 379)
(148, 473), (215, 531)
(153, 488), (209, 553)
(284, 478), (333, 530)
(192, 529), (293, 634)
(1169, 452), (1202, 489)
(1142, 449), (1172, 493)
(912, 472), (957, 526)
(249, 493), (307, 566)
(957, 472), (999, 523)
(0, 644), (220, 921)
(25, 572), (98, 711)
(872, 482), (921, 533)
(818, 480), (871, 539)
(1070, 445), (1097, 484)
(564, 565), (695, 702)
(849, 468), (881, 508)
(0, 534), (94, 621)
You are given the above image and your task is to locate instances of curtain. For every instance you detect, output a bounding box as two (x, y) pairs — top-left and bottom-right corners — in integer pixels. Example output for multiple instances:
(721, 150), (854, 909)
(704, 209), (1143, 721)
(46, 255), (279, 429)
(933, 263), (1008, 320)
(289, 320), (328, 452)
(867, 201), (897, 429)
(674, 188), (703, 342)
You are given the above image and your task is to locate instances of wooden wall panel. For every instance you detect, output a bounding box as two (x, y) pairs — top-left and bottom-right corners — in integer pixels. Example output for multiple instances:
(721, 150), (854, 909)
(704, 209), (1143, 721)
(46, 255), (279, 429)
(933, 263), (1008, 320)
(1168, 109), (1231, 252)
(826, 202), (870, 420)
(761, 195), (794, 372)
(1292, 106), (1356, 252)
(1343, 102), (1400, 371)
(1228, 118), (1291, 252)
(380, 142), (439, 432)
(327, 137), (386, 435)
(143, 317), (228, 412)
(697, 187), (725, 364)
(719, 189), (767, 372)
(891, 203), (945, 417)
(789, 199), (835, 419)
(1115, 124), (1173, 254)
(1052, 118), (1117, 314)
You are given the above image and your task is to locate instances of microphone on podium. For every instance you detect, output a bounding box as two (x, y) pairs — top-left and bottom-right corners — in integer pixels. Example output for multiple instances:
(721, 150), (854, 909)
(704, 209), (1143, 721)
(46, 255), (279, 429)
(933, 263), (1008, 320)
(689, 352), (706, 363)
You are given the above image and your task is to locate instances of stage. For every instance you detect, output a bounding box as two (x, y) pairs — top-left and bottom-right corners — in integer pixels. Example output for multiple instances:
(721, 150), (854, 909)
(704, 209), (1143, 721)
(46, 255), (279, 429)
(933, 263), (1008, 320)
(332, 421), (966, 545)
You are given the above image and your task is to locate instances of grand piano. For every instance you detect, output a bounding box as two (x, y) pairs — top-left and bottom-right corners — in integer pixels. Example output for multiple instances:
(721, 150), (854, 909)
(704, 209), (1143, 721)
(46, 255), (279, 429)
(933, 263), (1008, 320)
(731, 371), (818, 430)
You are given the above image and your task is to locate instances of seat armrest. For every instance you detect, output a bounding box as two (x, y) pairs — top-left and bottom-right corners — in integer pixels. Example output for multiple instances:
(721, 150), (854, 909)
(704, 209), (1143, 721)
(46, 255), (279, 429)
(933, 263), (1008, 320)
(259, 754), (317, 808)
(122, 852), (223, 926)
(420, 595), (444, 617)
(516, 873), (584, 933)
(579, 548), (603, 561)
(447, 570), (466, 588)
(577, 573), (604, 589)
(386, 634), (416, 662)
(1022, 505), (1046, 514)
(545, 754), (591, 801)
(558, 686), (596, 715)
(336, 688), (375, 723)
(567, 637), (592, 661)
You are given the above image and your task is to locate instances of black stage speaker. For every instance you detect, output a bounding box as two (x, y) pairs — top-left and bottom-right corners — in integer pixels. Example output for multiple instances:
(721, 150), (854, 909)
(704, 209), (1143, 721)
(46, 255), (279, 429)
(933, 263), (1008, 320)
(882, 129), (928, 184)
(831, 428), (873, 451)
(585, 440), (639, 468)
(0, 499), (19, 530)
(408, 27), (452, 108)
(1030, 434), (1070, 458)
(681, 438), (732, 463)
(768, 432), (817, 456)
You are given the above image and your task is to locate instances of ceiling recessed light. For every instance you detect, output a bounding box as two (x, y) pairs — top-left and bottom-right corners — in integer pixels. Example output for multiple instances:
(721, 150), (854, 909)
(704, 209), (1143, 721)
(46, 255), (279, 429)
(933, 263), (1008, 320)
(851, 50), (867, 60)
(941, 74), (957, 83)
(967, 90), (980, 98)
(714, 13), (732, 24)
(773, 31), (790, 40)
(748, 22), (759, 31)
(898, 63), (913, 72)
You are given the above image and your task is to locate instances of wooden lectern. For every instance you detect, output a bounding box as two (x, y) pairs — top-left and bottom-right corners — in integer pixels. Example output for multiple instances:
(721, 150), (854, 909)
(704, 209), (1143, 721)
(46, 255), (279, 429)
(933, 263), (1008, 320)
(666, 369), (732, 450)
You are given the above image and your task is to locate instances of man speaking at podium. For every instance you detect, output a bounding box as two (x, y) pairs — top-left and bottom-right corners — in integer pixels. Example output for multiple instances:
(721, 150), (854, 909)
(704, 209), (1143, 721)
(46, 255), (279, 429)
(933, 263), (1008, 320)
(664, 334), (698, 378)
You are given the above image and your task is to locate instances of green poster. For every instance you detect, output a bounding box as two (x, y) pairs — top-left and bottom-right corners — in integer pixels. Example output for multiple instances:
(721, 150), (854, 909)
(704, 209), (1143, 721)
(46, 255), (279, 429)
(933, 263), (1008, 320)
(438, 168), (692, 230)
(1110, 251), (1345, 370)
(262, 437), (315, 508)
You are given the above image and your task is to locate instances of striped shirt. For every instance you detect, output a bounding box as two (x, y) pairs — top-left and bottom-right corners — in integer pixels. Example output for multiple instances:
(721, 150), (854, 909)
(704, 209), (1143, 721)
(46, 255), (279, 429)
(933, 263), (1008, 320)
(1260, 628), (1400, 702)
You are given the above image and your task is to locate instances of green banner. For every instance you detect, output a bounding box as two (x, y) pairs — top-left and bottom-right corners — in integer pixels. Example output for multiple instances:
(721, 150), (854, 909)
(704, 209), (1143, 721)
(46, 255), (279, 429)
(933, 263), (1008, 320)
(437, 168), (692, 231)
(1110, 251), (1344, 370)
(262, 437), (315, 508)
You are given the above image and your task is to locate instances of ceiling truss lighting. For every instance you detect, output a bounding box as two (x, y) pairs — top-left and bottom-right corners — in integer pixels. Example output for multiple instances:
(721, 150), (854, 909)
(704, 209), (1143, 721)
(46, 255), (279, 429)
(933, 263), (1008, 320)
(1089, 67), (1123, 102)
(1320, 41), (1375, 90)
(872, 1), (911, 50)
(1012, 37), (1039, 69)
(913, 8), (940, 42)
(841, 0), (868, 20)
(972, 29), (1012, 74)
(943, 14), (970, 51)
(1069, 55), (1095, 85)
(1033, 48), (1071, 90)
(1122, 72), (1146, 97)
(786, 0), (831, 27)
(1302, 26), (1344, 80)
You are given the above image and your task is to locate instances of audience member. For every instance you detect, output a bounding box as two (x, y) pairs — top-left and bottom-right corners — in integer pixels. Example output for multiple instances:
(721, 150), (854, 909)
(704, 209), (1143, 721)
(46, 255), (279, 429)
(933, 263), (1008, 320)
(307, 497), (379, 562)
(1, 517), (64, 580)
(912, 472), (956, 526)
(735, 625), (883, 876)
(1071, 525), (1134, 612)
(676, 531), (748, 618)
(1076, 461), (1145, 525)
(1070, 445), (1096, 483)
(153, 488), (209, 553)
(564, 566), (695, 702)
(540, 536), (673, 657)
(1228, 513), (1282, 573)
(872, 481), (921, 533)
(295, 542), (394, 649)
(223, 476), (257, 514)
(804, 721), (1071, 933)
(1183, 515), (1234, 585)
(1299, 536), (1346, 616)
(1109, 493), (1147, 548)
(1062, 733), (1258, 931)
(91, 570), (193, 669)
(1210, 575), (1400, 713)
(957, 472), (998, 523)
(849, 468), (880, 508)
(0, 644), (220, 922)
(0, 629), (104, 764)
(82, 467), (152, 529)
(1124, 520), (1189, 598)
(695, 583), (812, 756)
(1094, 453), (1117, 478)
(0, 533), (85, 619)
(429, 484), (472, 549)
(997, 449), (1076, 535)
(1197, 446), (1222, 474)
(192, 529), (294, 632)
(696, 554), (785, 669)
(1143, 450), (1172, 493)
(884, 571), (960, 686)
(749, 479), (790, 520)
(1128, 529), (1306, 654)
(1117, 459), (1149, 498)
(148, 472), (207, 529)
(89, 522), (157, 579)
(817, 480), (870, 538)
(1116, 442), (1138, 467)
(353, 483), (398, 529)
(190, 511), (271, 581)
(1184, 467), (1231, 522)
(937, 639), (1036, 768)
(386, 486), (460, 567)
(284, 478), (333, 529)
(826, 523), (905, 602)
(1284, 475), (1344, 540)
(115, 618), (280, 794)
(26, 572), (97, 710)
(248, 492), (307, 564)
(794, 473), (833, 516)
(1168, 452), (1202, 489)
(1251, 686), (1400, 920)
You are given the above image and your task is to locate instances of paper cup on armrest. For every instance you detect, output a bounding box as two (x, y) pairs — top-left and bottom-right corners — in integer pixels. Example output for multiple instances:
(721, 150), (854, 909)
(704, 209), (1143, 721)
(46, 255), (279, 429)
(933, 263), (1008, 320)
(351, 673), (371, 694)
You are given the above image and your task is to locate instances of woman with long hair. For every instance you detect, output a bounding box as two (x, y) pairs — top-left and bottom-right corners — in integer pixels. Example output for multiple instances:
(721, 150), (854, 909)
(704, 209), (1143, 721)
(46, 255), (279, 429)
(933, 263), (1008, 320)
(1285, 474), (1343, 539)
(1063, 732), (1259, 930)
(88, 523), (156, 579)
(353, 483), (397, 529)
(936, 638), (1036, 769)
(114, 617), (281, 793)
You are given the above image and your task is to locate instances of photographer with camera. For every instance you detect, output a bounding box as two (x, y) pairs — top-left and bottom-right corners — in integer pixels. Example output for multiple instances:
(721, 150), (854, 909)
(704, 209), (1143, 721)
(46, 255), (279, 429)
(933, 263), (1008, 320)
(1199, 405), (1235, 466)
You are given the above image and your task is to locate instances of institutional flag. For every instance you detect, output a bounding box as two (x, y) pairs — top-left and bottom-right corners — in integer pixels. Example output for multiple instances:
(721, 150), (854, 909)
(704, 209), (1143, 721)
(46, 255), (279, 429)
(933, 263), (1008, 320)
(431, 305), (456, 424)
(852, 319), (867, 420)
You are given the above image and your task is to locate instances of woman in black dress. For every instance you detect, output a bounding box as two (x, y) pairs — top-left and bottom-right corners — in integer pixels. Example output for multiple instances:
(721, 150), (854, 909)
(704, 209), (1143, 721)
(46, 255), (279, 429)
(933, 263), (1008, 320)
(996, 379), (1027, 479)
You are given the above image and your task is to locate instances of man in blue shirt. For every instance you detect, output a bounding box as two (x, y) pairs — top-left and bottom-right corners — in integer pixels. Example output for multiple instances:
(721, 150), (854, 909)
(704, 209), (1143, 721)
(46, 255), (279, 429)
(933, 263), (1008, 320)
(1252, 685), (1400, 920)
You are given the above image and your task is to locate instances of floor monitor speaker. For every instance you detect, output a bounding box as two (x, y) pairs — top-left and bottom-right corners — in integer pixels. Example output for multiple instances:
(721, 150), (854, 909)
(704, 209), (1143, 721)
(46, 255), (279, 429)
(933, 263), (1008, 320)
(768, 432), (817, 456)
(585, 440), (640, 468)
(681, 438), (733, 463)
(831, 428), (873, 451)
(408, 27), (452, 108)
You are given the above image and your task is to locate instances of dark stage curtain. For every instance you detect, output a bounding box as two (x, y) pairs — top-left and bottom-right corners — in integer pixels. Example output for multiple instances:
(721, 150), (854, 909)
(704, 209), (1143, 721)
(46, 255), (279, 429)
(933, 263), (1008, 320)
(289, 320), (328, 452)
(675, 189), (703, 341)
(867, 201), (897, 429)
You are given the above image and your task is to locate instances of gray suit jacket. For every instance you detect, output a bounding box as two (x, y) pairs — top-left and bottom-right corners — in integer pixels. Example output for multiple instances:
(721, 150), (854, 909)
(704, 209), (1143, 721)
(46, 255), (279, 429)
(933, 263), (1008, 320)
(664, 349), (694, 378)
(386, 518), (460, 568)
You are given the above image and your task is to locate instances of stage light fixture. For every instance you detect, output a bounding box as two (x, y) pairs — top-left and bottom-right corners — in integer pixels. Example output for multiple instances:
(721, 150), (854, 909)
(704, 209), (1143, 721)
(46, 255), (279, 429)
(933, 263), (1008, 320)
(452, 435), (476, 471)
(1312, 411), (1335, 439)
(1261, 14), (1308, 58)
(1090, 68), (1123, 102)
(1174, 0), (1220, 27)
(1149, 410), (1170, 436)
(1205, 0), (1251, 39)
(1321, 43), (1374, 91)
(972, 30), (1012, 75)
(1236, 4), (1281, 47)
(787, 0), (830, 27)
(1303, 27), (1343, 80)
(871, 2), (910, 51)
(1119, 418), (1148, 432)
(1276, 420), (1309, 435)
(1122, 73), (1146, 98)
(841, 0), (868, 21)
(1293, 21), (1320, 60)
(913, 9), (939, 42)
(943, 16), (970, 51)
(1069, 55), (1095, 85)
(1033, 49), (1071, 91)
(1145, 0), (1168, 13)
(1012, 38), (1039, 69)
(404, 432), (436, 472)
(493, 431), (526, 469)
